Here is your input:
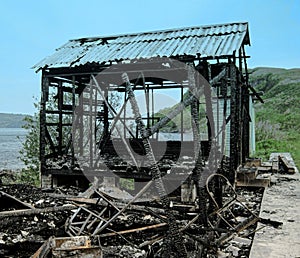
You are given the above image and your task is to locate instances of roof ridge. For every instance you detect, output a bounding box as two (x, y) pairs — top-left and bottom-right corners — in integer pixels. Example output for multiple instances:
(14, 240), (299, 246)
(70, 21), (248, 42)
(33, 21), (250, 70)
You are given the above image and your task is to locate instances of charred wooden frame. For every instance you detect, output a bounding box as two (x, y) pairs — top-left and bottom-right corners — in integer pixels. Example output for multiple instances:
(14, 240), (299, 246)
(39, 53), (253, 187)
(33, 22), (261, 256)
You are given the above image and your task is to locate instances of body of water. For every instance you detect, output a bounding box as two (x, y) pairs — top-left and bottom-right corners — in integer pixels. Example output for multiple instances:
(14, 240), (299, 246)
(0, 128), (28, 171)
(0, 129), (202, 171)
(158, 132), (193, 141)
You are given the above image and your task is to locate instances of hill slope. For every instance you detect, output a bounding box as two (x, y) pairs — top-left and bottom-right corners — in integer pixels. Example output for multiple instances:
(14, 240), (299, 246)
(0, 113), (28, 128)
(250, 67), (300, 167)
(153, 67), (300, 167)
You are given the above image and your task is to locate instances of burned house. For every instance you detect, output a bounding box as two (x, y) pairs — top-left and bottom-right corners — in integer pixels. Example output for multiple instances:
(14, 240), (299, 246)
(29, 21), (268, 257)
(33, 22), (258, 190)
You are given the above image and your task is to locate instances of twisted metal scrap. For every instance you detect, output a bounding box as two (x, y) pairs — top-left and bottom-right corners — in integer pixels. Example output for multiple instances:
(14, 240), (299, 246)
(122, 72), (187, 257)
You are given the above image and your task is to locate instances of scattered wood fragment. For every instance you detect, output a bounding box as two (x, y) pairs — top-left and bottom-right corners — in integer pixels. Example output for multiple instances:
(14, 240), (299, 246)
(78, 177), (99, 198)
(236, 177), (270, 188)
(31, 237), (52, 258)
(0, 204), (76, 218)
(99, 223), (167, 238)
(278, 155), (295, 174)
(54, 195), (172, 215)
(258, 217), (283, 228)
(0, 191), (35, 209)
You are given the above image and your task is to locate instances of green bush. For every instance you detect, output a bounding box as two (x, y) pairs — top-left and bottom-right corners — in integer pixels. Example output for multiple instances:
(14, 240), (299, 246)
(18, 102), (40, 186)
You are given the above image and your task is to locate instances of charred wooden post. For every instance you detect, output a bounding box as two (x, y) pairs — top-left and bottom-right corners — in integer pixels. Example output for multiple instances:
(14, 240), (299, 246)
(229, 64), (240, 183)
(40, 72), (49, 187)
(123, 72), (187, 257)
(57, 81), (63, 156)
(242, 83), (250, 162)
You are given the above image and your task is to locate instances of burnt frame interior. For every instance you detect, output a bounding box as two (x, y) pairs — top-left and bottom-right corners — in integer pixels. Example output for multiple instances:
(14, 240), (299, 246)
(39, 43), (254, 188)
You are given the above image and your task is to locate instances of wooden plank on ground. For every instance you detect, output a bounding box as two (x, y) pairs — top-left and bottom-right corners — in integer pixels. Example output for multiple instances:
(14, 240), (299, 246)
(0, 204), (76, 218)
(279, 155), (295, 174)
(99, 223), (167, 238)
(0, 191), (34, 209)
(236, 178), (270, 188)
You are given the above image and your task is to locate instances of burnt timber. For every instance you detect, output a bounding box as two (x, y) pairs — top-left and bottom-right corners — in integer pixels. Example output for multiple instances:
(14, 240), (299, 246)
(32, 22), (262, 256)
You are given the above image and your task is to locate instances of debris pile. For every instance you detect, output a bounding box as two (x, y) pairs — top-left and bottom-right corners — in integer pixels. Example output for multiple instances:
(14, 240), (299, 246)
(0, 180), (265, 257)
(1, 153), (297, 257)
(0, 184), (79, 257)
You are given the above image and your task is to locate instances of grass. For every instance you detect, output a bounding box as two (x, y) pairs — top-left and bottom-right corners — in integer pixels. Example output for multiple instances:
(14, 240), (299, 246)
(251, 68), (300, 168)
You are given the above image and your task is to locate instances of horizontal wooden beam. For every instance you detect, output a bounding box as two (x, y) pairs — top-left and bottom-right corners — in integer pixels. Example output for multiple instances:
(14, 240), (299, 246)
(0, 204), (76, 218)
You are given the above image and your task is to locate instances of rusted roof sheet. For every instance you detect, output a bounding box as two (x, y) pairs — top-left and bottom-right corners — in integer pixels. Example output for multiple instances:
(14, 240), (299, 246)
(33, 22), (250, 70)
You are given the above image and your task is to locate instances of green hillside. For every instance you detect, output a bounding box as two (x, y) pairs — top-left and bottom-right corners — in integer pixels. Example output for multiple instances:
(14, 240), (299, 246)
(0, 113), (28, 128)
(153, 67), (300, 168)
(250, 67), (300, 167)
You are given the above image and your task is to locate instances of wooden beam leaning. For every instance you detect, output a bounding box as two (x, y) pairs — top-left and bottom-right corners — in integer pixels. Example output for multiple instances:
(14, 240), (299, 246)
(121, 72), (187, 257)
(91, 75), (139, 169)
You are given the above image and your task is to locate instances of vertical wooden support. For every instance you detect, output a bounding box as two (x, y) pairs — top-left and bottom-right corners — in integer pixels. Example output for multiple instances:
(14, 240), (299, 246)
(146, 84), (150, 129)
(123, 72), (187, 256)
(89, 80), (94, 168)
(188, 64), (200, 160)
(216, 85), (220, 147)
(238, 48), (243, 73)
(232, 51), (236, 66)
(124, 90), (127, 138)
(242, 45), (249, 83)
(58, 81), (63, 155)
(151, 89), (155, 139)
(237, 73), (242, 166)
(242, 85), (250, 162)
(220, 73), (228, 155)
(189, 65), (207, 224)
(79, 81), (84, 156)
(229, 64), (238, 183)
(40, 71), (49, 186)
(229, 63), (244, 170)
(237, 48), (244, 164)
(71, 76), (76, 168)
(103, 85), (109, 140)
(94, 81), (98, 158)
(180, 86), (184, 142)
(205, 76), (215, 147)
(242, 44), (250, 160)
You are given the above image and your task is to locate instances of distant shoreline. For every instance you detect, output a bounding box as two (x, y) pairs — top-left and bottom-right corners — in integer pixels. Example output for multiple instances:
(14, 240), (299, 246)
(0, 113), (32, 128)
(0, 128), (27, 170)
(0, 127), (26, 128)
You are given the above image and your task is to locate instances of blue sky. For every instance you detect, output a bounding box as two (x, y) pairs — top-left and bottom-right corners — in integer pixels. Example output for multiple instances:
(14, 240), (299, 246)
(0, 0), (299, 114)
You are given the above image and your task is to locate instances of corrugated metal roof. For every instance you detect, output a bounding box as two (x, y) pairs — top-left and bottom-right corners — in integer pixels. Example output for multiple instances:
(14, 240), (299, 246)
(33, 22), (250, 70)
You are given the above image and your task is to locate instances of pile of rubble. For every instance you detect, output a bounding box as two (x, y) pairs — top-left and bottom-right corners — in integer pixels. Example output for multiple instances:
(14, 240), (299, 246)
(1, 153), (297, 257)
(0, 184), (79, 257)
(0, 182), (264, 257)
